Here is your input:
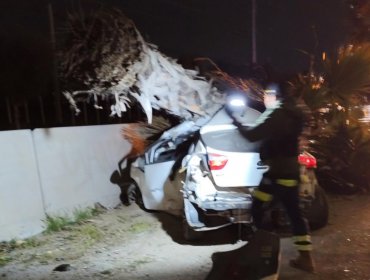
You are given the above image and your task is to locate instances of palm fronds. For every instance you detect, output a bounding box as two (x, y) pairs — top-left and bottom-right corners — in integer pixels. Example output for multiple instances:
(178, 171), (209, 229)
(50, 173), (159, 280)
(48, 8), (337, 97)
(293, 44), (370, 108)
(59, 8), (142, 91)
(59, 7), (224, 123)
(291, 43), (370, 193)
(323, 44), (370, 105)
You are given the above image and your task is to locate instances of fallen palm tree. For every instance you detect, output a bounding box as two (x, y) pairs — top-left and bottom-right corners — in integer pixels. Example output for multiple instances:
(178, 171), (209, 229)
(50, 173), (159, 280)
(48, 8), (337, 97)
(59, 8), (224, 124)
(58, 7), (264, 155)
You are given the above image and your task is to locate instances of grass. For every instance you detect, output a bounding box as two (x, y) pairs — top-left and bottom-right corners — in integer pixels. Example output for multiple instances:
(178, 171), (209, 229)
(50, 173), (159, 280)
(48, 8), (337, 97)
(45, 206), (103, 233)
(0, 237), (43, 267)
(20, 238), (42, 248)
(43, 207), (105, 254)
(0, 238), (43, 252)
(128, 222), (152, 234)
(0, 206), (106, 267)
(44, 216), (73, 233)
(74, 207), (102, 223)
(78, 224), (103, 243)
(0, 254), (12, 267)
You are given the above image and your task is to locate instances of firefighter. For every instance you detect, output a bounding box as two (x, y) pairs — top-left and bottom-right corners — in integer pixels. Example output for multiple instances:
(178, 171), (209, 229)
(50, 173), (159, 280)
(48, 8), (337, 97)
(227, 82), (315, 273)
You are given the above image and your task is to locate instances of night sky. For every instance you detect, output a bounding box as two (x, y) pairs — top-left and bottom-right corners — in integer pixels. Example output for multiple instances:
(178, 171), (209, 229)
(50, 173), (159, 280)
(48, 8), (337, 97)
(0, 0), (350, 95)
(86, 0), (349, 75)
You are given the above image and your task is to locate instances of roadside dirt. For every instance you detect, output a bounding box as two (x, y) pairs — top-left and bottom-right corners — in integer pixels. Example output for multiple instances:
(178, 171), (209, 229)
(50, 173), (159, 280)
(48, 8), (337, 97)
(1, 193), (369, 280)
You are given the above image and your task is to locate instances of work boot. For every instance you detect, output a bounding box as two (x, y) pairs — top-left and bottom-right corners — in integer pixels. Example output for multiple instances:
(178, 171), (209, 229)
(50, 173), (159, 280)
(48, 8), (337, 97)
(289, 250), (316, 273)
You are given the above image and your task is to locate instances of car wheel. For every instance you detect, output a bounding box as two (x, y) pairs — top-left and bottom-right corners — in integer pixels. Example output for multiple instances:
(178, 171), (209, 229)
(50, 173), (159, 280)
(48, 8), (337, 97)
(127, 183), (138, 205)
(304, 183), (329, 230)
(123, 182), (147, 211)
(119, 182), (134, 206)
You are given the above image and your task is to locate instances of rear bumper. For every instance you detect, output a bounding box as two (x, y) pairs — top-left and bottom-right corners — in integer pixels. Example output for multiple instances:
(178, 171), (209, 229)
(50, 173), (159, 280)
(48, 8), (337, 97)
(198, 197), (253, 210)
(184, 198), (253, 230)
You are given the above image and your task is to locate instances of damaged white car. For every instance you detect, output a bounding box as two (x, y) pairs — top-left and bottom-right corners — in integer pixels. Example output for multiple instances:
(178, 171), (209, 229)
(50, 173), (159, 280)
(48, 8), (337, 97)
(112, 101), (329, 241)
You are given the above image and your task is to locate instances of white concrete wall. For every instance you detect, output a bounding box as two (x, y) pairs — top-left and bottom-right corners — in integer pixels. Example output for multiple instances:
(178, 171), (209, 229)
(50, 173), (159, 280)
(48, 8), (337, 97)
(0, 124), (131, 242)
(0, 130), (46, 241)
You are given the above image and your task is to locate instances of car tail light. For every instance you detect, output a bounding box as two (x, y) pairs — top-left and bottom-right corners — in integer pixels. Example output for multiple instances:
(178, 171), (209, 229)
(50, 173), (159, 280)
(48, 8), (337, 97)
(298, 153), (317, 169)
(208, 153), (228, 170)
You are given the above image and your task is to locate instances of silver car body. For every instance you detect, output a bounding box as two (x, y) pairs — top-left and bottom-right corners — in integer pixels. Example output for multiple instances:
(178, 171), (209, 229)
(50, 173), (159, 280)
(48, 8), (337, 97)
(129, 106), (268, 219)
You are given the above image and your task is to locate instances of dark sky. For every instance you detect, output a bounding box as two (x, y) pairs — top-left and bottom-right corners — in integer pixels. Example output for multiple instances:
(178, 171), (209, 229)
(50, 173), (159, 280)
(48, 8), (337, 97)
(94, 0), (350, 75)
(0, 0), (350, 85)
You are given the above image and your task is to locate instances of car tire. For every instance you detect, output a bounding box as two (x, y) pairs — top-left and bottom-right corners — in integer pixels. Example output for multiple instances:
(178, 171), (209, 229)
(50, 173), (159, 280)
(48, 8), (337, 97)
(119, 182), (134, 206)
(304, 184), (329, 230)
(267, 178), (329, 232)
(124, 182), (147, 211)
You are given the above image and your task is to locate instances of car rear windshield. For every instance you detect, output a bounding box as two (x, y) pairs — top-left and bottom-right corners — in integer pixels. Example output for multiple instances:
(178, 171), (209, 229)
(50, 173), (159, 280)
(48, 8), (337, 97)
(201, 129), (260, 152)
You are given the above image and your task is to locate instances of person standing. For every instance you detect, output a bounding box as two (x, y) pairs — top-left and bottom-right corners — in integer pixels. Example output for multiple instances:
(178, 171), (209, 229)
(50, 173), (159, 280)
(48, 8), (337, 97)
(227, 82), (315, 273)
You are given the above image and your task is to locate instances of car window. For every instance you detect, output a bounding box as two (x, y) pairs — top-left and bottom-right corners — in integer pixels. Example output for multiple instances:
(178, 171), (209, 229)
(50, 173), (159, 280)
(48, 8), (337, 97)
(201, 129), (260, 152)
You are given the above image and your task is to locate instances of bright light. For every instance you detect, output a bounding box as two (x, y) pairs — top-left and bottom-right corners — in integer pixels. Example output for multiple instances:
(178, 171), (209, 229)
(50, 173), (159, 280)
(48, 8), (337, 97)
(265, 89), (277, 94)
(229, 98), (246, 107)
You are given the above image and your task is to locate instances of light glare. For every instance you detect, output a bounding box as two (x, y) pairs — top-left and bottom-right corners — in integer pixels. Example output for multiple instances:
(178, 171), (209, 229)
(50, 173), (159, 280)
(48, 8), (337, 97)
(229, 98), (246, 107)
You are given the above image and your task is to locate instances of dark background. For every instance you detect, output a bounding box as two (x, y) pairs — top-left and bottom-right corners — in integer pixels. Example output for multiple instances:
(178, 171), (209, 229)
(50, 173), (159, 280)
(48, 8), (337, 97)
(0, 0), (350, 77)
(0, 0), (350, 128)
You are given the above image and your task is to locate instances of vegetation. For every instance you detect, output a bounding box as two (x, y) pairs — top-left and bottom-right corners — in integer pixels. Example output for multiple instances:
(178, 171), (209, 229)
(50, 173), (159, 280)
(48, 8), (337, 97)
(127, 222), (152, 234)
(77, 224), (104, 243)
(291, 44), (370, 193)
(45, 206), (102, 233)
(195, 42), (370, 194)
(0, 206), (105, 267)
(346, 0), (370, 44)
(0, 238), (43, 267)
(45, 215), (72, 233)
(0, 255), (12, 267)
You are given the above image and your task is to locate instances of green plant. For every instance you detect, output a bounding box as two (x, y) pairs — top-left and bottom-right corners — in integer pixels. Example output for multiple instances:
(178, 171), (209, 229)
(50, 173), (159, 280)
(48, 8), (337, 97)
(44, 205), (104, 233)
(44, 215), (73, 233)
(0, 238), (42, 255)
(73, 207), (96, 224)
(12, 238), (42, 249)
(0, 254), (12, 267)
(292, 43), (370, 193)
(128, 222), (152, 234)
(78, 224), (103, 242)
(23, 238), (42, 248)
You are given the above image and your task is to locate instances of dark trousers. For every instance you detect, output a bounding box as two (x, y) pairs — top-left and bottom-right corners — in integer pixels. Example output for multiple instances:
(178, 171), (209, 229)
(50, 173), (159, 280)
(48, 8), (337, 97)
(251, 175), (309, 237)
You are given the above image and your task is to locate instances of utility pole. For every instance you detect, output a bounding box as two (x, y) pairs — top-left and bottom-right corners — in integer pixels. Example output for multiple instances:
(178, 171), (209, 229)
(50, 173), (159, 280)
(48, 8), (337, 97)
(251, 0), (257, 64)
(48, 2), (63, 124)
